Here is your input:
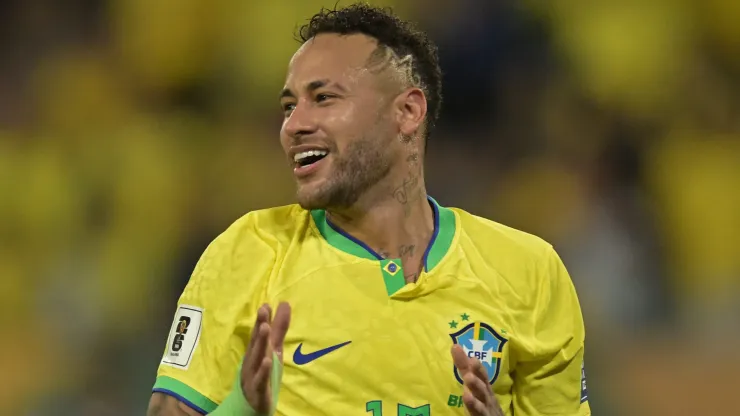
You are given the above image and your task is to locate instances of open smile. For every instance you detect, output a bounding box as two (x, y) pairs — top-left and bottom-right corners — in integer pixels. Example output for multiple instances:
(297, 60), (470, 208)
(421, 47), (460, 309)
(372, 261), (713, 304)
(293, 149), (330, 178)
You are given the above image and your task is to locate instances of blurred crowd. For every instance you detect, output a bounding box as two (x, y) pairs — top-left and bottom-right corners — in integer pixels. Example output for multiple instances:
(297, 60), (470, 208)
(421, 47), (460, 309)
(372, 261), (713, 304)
(1, 0), (738, 415)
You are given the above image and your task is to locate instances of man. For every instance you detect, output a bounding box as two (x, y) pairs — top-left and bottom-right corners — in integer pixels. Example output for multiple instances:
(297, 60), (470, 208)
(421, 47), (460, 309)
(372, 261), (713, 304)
(148, 4), (590, 416)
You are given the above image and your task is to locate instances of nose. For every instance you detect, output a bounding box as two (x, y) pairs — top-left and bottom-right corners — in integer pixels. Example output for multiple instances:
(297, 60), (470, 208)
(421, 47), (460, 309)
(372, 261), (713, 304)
(282, 102), (318, 139)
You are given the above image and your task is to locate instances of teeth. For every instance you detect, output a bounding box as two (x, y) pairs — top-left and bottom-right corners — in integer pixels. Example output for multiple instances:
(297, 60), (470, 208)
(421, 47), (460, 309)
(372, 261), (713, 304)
(294, 150), (328, 162)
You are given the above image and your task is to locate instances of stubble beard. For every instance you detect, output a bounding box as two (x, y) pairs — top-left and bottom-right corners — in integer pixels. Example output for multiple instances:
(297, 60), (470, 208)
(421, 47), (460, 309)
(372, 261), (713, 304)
(296, 133), (393, 211)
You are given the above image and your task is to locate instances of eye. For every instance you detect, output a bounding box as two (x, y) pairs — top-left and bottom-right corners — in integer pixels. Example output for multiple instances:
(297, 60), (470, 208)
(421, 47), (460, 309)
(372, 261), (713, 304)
(316, 93), (334, 103)
(282, 102), (296, 114)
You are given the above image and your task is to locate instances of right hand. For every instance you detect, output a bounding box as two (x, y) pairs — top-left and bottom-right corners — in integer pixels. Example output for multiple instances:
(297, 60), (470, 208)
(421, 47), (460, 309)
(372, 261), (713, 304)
(451, 345), (505, 416)
(240, 302), (292, 414)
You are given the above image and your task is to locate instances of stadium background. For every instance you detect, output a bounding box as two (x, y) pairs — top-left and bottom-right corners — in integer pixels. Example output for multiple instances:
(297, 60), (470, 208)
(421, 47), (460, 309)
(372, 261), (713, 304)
(1, 0), (739, 414)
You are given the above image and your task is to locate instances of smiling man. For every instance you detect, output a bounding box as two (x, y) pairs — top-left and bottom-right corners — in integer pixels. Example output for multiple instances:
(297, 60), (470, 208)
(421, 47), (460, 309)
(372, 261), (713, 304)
(147, 4), (590, 416)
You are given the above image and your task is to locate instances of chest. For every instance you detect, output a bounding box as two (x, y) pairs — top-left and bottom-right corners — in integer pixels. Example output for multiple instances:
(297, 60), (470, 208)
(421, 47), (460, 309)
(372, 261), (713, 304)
(267, 265), (517, 415)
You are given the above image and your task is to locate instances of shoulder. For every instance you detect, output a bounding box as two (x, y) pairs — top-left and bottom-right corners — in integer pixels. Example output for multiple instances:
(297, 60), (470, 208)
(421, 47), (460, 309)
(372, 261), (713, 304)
(451, 207), (553, 264)
(448, 208), (569, 303)
(218, 203), (307, 244)
(204, 204), (308, 258)
(182, 204), (309, 298)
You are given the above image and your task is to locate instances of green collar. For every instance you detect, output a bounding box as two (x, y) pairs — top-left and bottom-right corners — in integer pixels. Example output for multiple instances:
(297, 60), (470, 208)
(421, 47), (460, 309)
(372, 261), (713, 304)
(311, 196), (455, 272)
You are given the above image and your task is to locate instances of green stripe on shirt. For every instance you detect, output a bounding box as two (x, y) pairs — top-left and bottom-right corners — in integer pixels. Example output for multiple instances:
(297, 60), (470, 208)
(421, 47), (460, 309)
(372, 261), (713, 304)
(153, 376), (219, 414)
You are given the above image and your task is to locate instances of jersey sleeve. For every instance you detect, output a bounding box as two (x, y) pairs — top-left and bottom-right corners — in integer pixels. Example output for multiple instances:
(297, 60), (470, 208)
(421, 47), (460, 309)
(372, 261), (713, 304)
(152, 214), (277, 414)
(512, 246), (590, 416)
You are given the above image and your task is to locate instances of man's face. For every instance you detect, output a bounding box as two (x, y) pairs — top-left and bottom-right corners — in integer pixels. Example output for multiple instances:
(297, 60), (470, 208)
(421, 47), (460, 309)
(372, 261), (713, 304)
(279, 33), (399, 210)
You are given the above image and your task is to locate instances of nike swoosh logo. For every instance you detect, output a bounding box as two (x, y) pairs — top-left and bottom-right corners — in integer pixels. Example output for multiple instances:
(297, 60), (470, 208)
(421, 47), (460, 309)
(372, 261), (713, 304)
(293, 341), (352, 365)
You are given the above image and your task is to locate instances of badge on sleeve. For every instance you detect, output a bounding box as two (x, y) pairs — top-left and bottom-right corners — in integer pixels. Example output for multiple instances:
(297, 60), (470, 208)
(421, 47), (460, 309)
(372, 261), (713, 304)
(580, 361), (588, 403)
(161, 305), (203, 370)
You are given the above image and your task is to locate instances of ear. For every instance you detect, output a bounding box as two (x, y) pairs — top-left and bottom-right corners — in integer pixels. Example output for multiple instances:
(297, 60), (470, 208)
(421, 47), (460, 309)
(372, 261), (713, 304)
(393, 87), (427, 137)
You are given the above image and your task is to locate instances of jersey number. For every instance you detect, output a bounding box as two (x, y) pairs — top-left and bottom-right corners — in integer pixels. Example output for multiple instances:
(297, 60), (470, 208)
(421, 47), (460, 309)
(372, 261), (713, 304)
(366, 400), (431, 415)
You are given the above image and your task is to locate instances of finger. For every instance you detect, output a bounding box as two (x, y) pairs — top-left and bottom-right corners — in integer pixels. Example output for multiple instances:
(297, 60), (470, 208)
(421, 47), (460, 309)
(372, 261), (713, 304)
(264, 303), (273, 322)
(462, 388), (488, 416)
(451, 344), (472, 375)
(471, 358), (490, 384)
(247, 322), (271, 373)
(253, 355), (273, 394)
(472, 359), (500, 407)
(270, 302), (292, 361)
(464, 372), (490, 404)
(251, 355), (273, 411)
(248, 305), (270, 349)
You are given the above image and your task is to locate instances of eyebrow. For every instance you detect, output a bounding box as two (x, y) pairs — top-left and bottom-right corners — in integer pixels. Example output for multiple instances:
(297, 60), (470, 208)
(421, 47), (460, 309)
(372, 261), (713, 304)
(279, 79), (348, 100)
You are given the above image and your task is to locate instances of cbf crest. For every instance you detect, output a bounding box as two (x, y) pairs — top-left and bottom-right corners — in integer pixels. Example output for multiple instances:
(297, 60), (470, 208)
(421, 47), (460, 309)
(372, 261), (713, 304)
(449, 315), (507, 385)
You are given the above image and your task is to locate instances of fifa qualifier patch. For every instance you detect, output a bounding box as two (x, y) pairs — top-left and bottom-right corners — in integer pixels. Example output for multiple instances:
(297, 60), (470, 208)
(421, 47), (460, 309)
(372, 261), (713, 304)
(449, 314), (507, 385)
(161, 304), (203, 370)
(580, 361), (589, 403)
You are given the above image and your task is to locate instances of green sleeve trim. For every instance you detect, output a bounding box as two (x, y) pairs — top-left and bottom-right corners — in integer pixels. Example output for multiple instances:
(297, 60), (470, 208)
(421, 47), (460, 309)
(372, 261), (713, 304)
(153, 376), (218, 414)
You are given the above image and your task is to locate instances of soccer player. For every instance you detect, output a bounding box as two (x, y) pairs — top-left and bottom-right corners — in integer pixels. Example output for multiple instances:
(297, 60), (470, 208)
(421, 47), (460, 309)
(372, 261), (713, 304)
(147, 4), (590, 416)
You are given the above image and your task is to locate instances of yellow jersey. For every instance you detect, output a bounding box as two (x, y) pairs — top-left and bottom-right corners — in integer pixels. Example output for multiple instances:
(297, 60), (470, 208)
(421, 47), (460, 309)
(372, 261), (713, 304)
(153, 197), (590, 415)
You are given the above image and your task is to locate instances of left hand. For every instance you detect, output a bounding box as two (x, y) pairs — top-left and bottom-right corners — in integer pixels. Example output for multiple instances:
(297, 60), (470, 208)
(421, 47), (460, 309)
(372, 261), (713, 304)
(451, 345), (505, 416)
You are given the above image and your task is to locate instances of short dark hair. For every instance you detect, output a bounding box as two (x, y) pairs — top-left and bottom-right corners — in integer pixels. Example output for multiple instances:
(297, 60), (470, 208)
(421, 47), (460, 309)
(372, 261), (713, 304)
(297, 3), (443, 141)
